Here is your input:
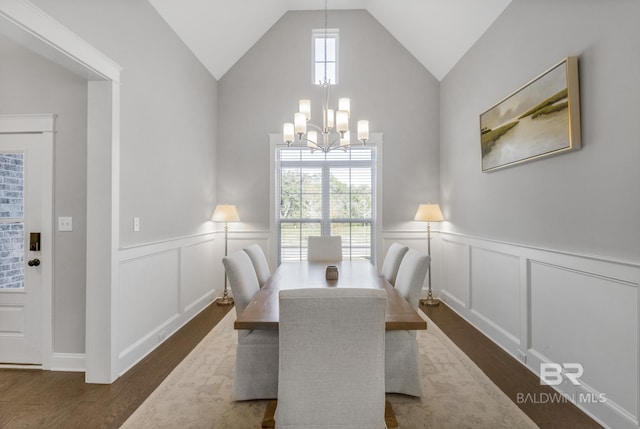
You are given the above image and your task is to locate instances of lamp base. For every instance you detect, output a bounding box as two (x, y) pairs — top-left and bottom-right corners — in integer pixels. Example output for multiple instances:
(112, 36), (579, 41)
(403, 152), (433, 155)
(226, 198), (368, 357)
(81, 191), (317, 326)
(217, 295), (234, 305)
(420, 297), (440, 307)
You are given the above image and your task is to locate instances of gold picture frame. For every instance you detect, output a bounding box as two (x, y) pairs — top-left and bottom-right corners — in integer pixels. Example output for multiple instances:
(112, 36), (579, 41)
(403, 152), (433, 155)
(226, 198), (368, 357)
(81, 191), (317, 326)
(480, 57), (581, 172)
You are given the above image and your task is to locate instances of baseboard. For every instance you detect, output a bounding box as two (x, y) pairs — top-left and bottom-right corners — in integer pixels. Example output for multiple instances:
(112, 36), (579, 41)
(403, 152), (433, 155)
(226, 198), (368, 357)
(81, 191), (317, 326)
(50, 353), (86, 372)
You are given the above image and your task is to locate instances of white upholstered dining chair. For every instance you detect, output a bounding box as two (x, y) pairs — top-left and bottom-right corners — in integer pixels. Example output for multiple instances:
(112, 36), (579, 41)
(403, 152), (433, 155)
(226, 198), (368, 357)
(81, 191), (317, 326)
(222, 250), (278, 400)
(243, 243), (271, 287)
(385, 248), (430, 397)
(380, 242), (409, 286)
(275, 288), (387, 429)
(307, 235), (342, 262)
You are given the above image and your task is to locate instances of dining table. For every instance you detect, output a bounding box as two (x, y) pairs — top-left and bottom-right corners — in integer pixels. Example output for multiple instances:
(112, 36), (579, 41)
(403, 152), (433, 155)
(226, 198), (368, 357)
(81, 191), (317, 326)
(234, 260), (427, 331)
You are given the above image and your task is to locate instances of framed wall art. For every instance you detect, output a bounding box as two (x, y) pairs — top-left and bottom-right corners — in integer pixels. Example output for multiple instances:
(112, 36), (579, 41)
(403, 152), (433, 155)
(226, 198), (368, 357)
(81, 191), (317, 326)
(479, 57), (581, 172)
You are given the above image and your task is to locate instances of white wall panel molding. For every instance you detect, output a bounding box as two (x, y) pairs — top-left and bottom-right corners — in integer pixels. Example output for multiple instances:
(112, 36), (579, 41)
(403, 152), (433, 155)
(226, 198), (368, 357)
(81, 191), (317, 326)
(114, 230), (272, 377)
(118, 249), (180, 373)
(116, 233), (217, 376)
(469, 247), (521, 344)
(440, 237), (469, 310)
(438, 231), (640, 429)
(119, 231), (217, 261)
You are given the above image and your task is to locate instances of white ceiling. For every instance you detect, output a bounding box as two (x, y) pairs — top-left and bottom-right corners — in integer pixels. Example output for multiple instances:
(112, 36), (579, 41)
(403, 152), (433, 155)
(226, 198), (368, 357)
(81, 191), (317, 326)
(149, 0), (512, 81)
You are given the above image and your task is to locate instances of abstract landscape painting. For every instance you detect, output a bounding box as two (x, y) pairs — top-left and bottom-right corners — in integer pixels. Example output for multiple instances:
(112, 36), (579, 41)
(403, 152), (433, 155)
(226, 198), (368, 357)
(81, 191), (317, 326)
(480, 57), (581, 172)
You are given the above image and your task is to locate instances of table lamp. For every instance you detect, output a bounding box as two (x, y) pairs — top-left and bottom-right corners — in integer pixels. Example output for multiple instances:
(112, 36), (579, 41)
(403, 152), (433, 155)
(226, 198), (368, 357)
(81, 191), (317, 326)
(212, 204), (240, 305)
(414, 203), (444, 306)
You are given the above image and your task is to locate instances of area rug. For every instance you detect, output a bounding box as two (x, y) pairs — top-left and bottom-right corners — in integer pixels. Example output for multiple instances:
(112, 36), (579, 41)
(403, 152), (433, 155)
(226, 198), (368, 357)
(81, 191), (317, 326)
(120, 310), (538, 429)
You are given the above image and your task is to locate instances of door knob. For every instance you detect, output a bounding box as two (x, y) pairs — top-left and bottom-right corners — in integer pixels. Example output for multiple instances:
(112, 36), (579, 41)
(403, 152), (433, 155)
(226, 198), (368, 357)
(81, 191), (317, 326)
(28, 259), (40, 267)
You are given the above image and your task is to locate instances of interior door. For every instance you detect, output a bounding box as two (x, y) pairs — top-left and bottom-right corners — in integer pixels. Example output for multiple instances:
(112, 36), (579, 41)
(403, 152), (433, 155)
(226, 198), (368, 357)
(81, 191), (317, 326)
(0, 132), (47, 364)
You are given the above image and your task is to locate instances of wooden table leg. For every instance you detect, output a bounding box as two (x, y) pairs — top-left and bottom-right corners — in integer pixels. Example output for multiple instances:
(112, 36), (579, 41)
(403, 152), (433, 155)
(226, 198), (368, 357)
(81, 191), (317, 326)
(262, 400), (277, 428)
(385, 400), (399, 428)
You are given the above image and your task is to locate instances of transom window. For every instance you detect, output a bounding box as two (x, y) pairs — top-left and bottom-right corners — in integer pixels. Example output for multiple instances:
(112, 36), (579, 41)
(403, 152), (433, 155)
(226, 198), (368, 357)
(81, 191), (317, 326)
(312, 28), (339, 85)
(276, 146), (376, 264)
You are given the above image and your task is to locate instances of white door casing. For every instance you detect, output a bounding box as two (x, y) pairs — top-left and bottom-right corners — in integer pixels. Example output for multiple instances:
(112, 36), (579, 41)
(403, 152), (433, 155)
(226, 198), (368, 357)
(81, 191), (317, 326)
(0, 114), (54, 366)
(1, 1), (121, 381)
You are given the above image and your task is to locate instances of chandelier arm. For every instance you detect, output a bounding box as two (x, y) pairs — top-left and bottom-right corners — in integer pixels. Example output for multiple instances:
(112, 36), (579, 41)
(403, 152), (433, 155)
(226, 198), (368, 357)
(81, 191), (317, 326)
(306, 122), (324, 132)
(289, 138), (324, 151)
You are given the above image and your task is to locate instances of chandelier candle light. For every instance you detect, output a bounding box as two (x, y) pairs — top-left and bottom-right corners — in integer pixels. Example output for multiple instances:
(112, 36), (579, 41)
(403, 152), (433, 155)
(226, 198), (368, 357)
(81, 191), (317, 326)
(414, 203), (444, 307)
(283, 90), (369, 152)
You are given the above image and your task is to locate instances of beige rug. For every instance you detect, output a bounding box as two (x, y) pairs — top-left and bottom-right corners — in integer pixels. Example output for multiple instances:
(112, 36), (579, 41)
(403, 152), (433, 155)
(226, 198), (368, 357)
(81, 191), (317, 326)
(121, 310), (538, 429)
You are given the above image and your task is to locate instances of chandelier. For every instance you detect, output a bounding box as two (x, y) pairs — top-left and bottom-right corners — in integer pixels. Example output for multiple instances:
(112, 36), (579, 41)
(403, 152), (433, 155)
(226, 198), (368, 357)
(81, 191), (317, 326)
(282, 2), (369, 153)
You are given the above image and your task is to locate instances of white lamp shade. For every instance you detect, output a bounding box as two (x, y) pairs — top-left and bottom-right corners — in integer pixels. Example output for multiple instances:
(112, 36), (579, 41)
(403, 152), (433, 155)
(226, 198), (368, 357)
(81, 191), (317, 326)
(336, 110), (349, 133)
(338, 98), (350, 117)
(357, 120), (369, 141)
(283, 123), (294, 143)
(212, 204), (240, 222)
(299, 99), (311, 120)
(414, 204), (444, 222)
(294, 112), (307, 135)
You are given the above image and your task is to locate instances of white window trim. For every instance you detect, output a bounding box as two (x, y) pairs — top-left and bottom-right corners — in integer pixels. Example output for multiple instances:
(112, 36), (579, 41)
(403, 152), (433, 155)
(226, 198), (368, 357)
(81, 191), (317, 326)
(311, 28), (339, 85)
(269, 133), (383, 267)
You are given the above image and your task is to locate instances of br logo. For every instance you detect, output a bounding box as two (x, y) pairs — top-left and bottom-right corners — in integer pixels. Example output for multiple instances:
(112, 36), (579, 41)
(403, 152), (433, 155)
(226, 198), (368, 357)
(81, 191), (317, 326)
(540, 363), (584, 386)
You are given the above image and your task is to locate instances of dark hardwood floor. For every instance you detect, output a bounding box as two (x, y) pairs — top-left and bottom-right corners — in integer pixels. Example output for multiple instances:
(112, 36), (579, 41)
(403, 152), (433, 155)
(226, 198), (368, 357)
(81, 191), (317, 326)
(0, 300), (602, 428)
(0, 302), (232, 429)
(421, 301), (603, 429)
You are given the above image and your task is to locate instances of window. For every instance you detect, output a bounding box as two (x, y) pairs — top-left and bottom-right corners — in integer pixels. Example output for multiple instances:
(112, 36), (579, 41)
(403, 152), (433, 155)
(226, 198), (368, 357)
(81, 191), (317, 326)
(276, 146), (376, 263)
(312, 29), (339, 85)
(0, 153), (24, 289)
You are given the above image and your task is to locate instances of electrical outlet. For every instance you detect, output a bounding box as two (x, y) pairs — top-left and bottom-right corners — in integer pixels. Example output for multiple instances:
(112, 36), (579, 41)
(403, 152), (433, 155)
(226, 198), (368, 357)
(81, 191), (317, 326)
(133, 217), (140, 232)
(58, 216), (73, 232)
(516, 349), (527, 364)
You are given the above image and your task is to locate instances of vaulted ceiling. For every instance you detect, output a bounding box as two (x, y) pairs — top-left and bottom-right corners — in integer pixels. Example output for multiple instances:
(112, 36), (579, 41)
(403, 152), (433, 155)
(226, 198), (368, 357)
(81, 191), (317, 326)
(149, 0), (512, 82)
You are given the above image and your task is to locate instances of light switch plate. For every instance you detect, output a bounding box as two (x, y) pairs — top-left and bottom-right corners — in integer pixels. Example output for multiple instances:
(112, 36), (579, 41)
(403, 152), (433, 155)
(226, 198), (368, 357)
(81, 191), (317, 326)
(58, 216), (72, 232)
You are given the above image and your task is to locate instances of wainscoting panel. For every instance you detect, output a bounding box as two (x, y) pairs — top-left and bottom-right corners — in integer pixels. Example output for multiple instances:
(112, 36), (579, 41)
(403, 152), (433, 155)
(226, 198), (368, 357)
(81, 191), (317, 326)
(112, 228), (640, 428)
(116, 232), (225, 376)
(441, 238), (469, 309)
(118, 249), (181, 370)
(529, 260), (638, 421)
(470, 247), (521, 343)
(437, 231), (640, 429)
(114, 231), (272, 377)
(180, 238), (217, 316)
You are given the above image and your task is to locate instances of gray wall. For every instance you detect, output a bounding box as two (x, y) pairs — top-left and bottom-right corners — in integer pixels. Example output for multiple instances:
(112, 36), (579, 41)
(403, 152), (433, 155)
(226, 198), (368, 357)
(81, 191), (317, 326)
(217, 10), (440, 231)
(32, 0), (219, 247)
(440, 0), (640, 262)
(4, 0), (219, 354)
(0, 35), (88, 353)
